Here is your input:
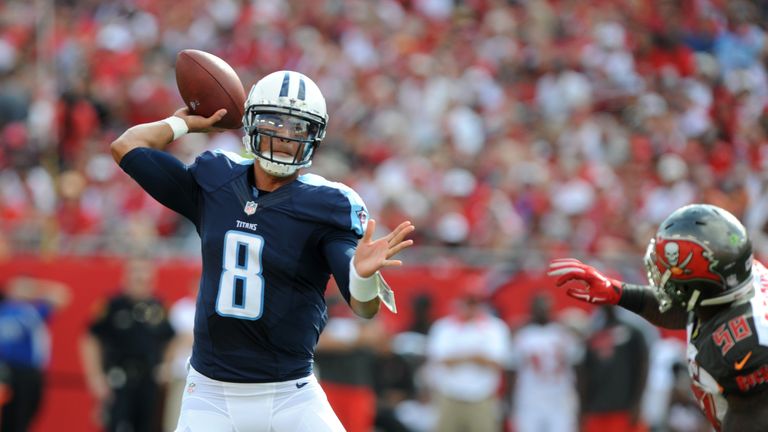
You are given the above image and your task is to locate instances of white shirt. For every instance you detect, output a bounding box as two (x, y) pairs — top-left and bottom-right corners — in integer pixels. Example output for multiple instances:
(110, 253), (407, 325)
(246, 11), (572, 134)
(510, 322), (582, 411)
(426, 312), (511, 401)
(169, 296), (196, 378)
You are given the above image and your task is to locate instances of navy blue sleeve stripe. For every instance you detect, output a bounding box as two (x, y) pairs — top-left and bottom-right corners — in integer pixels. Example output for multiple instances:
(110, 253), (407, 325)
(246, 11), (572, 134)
(298, 79), (306, 100)
(119, 147), (200, 223)
(279, 72), (290, 97)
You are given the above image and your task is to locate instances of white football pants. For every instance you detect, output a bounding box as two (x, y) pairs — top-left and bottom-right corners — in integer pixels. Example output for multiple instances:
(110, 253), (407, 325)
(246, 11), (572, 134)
(174, 366), (345, 432)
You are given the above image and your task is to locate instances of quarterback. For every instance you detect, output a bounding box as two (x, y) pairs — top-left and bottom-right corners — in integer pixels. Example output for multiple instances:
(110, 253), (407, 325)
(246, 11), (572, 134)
(549, 204), (768, 432)
(110, 70), (414, 431)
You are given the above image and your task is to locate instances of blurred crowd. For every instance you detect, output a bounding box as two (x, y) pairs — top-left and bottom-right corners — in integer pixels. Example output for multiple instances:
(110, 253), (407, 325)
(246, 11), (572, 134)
(2, 0), (768, 261)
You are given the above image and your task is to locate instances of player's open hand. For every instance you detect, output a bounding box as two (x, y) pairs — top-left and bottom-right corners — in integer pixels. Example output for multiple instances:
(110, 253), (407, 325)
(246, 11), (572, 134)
(353, 219), (415, 278)
(172, 107), (229, 133)
(547, 258), (622, 305)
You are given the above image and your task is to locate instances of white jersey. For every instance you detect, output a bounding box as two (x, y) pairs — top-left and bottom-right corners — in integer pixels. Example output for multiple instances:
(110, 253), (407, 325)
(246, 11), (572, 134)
(426, 312), (511, 402)
(511, 322), (581, 408)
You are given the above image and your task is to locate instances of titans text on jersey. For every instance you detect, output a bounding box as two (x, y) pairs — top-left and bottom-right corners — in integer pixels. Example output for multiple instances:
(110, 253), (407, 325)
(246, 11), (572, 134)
(120, 148), (368, 383)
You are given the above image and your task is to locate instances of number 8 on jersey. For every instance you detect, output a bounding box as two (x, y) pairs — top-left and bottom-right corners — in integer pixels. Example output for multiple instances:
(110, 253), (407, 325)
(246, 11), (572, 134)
(216, 231), (265, 319)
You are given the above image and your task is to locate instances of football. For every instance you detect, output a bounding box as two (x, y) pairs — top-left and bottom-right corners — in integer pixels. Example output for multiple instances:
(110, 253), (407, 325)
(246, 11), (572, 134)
(175, 49), (246, 129)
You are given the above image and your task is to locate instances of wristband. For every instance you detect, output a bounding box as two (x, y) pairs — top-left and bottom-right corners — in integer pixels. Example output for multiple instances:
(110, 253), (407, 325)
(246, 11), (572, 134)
(348, 257), (379, 302)
(161, 116), (189, 141)
(617, 283), (651, 314)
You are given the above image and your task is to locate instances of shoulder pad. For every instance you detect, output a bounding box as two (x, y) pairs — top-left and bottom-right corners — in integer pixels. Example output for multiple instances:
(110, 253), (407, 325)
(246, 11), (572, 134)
(295, 173), (368, 237)
(189, 150), (253, 192)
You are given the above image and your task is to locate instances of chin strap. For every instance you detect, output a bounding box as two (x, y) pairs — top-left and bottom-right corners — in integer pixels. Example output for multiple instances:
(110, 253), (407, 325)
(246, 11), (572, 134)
(698, 274), (755, 307)
(257, 157), (303, 177)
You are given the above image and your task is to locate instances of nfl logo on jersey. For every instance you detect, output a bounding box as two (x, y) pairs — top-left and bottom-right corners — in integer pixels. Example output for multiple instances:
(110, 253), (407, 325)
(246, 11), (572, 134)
(244, 201), (257, 215)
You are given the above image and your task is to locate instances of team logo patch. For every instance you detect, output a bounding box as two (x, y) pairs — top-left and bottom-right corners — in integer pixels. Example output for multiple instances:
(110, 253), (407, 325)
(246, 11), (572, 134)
(654, 238), (721, 283)
(356, 209), (368, 227)
(186, 382), (196, 394)
(244, 201), (258, 215)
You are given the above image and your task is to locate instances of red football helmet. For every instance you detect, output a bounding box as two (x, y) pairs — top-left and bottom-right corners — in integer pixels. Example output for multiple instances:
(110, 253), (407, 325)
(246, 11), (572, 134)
(644, 204), (754, 312)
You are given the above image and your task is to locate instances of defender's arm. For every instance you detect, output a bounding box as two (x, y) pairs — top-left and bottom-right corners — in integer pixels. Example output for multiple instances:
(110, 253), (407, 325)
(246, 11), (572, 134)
(618, 283), (688, 329)
(548, 258), (688, 329)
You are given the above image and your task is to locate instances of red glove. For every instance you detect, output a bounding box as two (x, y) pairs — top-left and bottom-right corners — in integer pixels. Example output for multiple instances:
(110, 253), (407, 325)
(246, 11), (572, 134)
(547, 258), (623, 305)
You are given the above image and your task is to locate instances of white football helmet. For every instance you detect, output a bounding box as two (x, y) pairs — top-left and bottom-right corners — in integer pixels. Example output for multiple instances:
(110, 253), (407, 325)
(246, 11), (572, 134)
(242, 71), (328, 177)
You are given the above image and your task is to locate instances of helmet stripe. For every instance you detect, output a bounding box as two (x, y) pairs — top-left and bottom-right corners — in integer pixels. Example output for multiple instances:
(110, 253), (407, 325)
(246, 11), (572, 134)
(298, 78), (306, 100)
(279, 72), (290, 97)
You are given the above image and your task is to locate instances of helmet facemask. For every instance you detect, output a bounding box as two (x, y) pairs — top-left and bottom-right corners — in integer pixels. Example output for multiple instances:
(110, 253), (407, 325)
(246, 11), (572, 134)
(243, 109), (323, 177)
(644, 239), (676, 312)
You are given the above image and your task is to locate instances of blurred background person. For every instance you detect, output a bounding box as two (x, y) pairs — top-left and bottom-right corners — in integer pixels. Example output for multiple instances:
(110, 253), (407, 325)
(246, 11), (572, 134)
(384, 293), (437, 432)
(0, 277), (70, 432)
(80, 258), (175, 432)
(508, 292), (582, 432)
(162, 282), (196, 432)
(425, 286), (511, 432)
(578, 306), (650, 432)
(314, 292), (385, 432)
(371, 336), (420, 432)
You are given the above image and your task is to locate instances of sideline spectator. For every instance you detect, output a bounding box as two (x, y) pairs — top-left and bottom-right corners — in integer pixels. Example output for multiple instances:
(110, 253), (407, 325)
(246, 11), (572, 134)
(80, 258), (175, 432)
(162, 283), (196, 432)
(425, 286), (511, 432)
(578, 306), (650, 432)
(509, 293), (582, 432)
(0, 276), (70, 432)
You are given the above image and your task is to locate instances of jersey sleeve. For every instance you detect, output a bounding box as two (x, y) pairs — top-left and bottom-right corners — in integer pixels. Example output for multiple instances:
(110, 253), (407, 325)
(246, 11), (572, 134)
(87, 300), (114, 340)
(32, 301), (54, 321)
(321, 228), (359, 304)
(153, 301), (176, 344)
(119, 147), (200, 223)
(719, 338), (768, 396)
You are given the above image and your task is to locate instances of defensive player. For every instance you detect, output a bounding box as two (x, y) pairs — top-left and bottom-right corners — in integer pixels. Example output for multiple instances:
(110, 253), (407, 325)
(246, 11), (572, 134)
(548, 204), (768, 432)
(109, 70), (415, 431)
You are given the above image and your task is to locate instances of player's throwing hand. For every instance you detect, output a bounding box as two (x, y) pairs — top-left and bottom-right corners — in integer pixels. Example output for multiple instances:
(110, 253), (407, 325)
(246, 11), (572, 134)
(171, 107), (229, 133)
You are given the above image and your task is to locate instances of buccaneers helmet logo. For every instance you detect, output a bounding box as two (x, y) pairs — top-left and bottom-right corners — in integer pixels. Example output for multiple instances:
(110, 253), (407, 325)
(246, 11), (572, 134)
(654, 239), (721, 283)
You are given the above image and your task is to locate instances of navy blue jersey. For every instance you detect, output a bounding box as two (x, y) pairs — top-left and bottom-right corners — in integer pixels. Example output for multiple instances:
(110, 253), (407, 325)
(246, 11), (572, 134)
(119, 148), (368, 382)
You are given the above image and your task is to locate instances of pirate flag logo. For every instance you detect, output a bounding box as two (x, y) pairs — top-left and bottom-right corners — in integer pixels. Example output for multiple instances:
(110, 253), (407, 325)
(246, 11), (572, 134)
(654, 238), (722, 284)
